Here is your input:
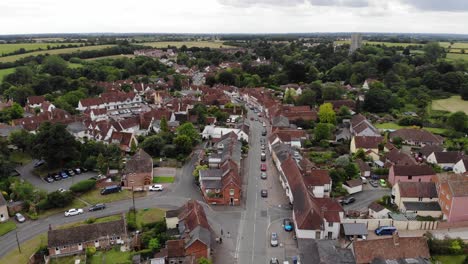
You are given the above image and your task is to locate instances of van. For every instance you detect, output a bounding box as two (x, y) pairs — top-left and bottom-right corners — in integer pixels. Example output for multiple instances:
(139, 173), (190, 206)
(375, 226), (397, 236)
(100, 185), (121, 195)
(262, 129), (267, 136)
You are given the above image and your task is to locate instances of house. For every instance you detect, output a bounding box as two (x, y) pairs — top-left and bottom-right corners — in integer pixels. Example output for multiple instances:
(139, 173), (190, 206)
(356, 159), (371, 177)
(426, 151), (463, 169)
(419, 145), (444, 160)
(0, 194), (9, 222)
(368, 202), (390, 219)
(352, 234), (430, 264)
(389, 128), (443, 147)
(164, 200), (212, 261)
(342, 223), (368, 241)
(271, 115), (290, 129)
(48, 218), (127, 257)
(350, 136), (383, 161)
(388, 165), (436, 185)
(268, 128), (307, 149)
(201, 125), (248, 142)
(362, 78), (378, 90)
(453, 158), (468, 174)
(302, 169), (332, 198)
(392, 182), (441, 218)
(298, 239), (355, 264)
(109, 131), (138, 152)
(433, 173), (468, 223)
(383, 148), (417, 167)
(350, 114), (380, 137)
(26, 95), (46, 110)
(342, 179), (363, 194)
(121, 149), (153, 189)
(325, 99), (356, 112)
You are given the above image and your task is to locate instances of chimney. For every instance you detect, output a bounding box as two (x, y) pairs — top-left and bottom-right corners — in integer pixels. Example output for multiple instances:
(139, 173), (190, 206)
(393, 231), (400, 246)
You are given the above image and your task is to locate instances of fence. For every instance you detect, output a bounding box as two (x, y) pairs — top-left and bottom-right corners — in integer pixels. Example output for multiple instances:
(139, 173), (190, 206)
(342, 218), (438, 231)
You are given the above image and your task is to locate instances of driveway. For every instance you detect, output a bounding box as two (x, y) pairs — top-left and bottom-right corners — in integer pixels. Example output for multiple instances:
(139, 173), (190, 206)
(16, 160), (98, 193)
(342, 186), (391, 212)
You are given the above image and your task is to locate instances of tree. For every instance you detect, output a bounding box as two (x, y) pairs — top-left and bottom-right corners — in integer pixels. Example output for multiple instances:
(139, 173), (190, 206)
(148, 238), (161, 252)
(174, 135), (193, 155)
(338, 106), (351, 116)
(314, 123), (331, 141)
(160, 116), (169, 133)
(217, 71), (236, 85)
(8, 102), (24, 119)
(447, 111), (468, 132)
(140, 135), (165, 157)
(4, 66), (34, 86)
(4, 85), (34, 106)
(96, 153), (108, 174)
(318, 103), (336, 124)
(193, 164), (208, 183)
(363, 88), (394, 113)
(41, 55), (68, 75)
(296, 89), (316, 107)
(283, 88), (295, 104)
(423, 42), (444, 63)
(461, 83), (468, 100)
(345, 163), (359, 179)
(198, 258), (213, 264)
(335, 156), (350, 167)
(176, 123), (200, 145)
(9, 129), (34, 152)
(354, 149), (366, 160)
(321, 83), (344, 100)
(33, 123), (79, 168)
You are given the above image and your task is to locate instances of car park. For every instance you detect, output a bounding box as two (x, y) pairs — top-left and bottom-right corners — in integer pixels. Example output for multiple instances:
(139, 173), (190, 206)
(15, 213), (26, 223)
(89, 203), (106, 211)
(64, 208), (83, 217)
(340, 197), (355, 205)
(260, 163), (267, 171)
(44, 175), (54, 183)
(260, 172), (267, 180)
(261, 189), (268, 197)
(379, 179), (387, 187)
(283, 219), (293, 231)
(149, 184), (164, 191)
(53, 174), (62, 181)
(270, 232), (279, 247)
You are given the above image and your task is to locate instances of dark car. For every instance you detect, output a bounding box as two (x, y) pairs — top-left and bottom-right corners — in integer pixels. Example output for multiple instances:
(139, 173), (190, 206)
(44, 175), (54, 183)
(80, 167), (88, 173)
(53, 174), (62, 181)
(341, 197), (356, 205)
(33, 160), (45, 168)
(261, 189), (268, 197)
(283, 219), (293, 232)
(89, 203), (106, 211)
(60, 172), (69, 179)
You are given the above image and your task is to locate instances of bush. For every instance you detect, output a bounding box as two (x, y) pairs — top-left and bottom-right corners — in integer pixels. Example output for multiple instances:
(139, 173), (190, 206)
(86, 246), (96, 257)
(127, 211), (137, 231)
(85, 217), (96, 224)
(38, 191), (74, 210)
(398, 116), (422, 126)
(427, 233), (467, 255)
(70, 179), (96, 193)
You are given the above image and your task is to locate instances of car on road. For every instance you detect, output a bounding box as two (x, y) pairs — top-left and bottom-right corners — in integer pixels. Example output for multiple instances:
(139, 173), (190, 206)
(64, 208), (83, 217)
(260, 172), (267, 180)
(261, 189), (268, 197)
(15, 213), (26, 223)
(149, 184), (164, 191)
(283, 219), (293, 232)
(260, 163), (267, 171)
(369, 180), (379, 188)
(270, 232), (279, 247)
(270, 258), (280, 264)
(340, 197), (355, 205)
(261, 129), (267, 136)
(262, 122), (266, 127)
(261, 144), (266, 150)
(261, 152), (266, 161)
(34, 160), (45, 168)
(89, 203), (106, 211)
(379, 179), (387, 187)
(250, 117), (254, 121)
(44, 175), (54, 183)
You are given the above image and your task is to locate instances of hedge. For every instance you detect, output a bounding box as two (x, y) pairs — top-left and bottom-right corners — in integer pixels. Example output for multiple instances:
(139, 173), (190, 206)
(70, 179), (96, 193)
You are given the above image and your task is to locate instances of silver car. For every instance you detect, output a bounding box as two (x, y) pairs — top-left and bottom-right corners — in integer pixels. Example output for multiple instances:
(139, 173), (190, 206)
(15, 213), (26, 223)
(270, 232), (279, 247)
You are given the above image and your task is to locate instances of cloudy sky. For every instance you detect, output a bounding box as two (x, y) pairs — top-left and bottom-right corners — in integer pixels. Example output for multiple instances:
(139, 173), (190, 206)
(1, 0), (468, 34)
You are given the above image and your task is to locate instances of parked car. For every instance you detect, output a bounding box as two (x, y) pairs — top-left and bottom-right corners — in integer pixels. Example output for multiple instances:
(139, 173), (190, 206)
(261, 163), (267, 171)
(361, 177), (368, 184)
(89, 203), (106, 211)
(44, 175), (54, 183)
(262, 129), (267, 136)
(379, 179), (387, 187)
(270, 258), (280, 264)
(60, 172), (69, 179)
(270, 232), (279, 247)
(260, 172), (267, 180)
(53, 174), (62, 181)
(67, 169), (75, 176)
(375, 226), (397, 236)
(58, 188), (67, 193)
(369, 180), (379, 188)
(80, 167), (88, 173)
(261, 189), (268, 198)
(15, 213), (26, 223)
(74, 168), (82, 174)
(33, 160), (45, 168)
(64, 208), (83, 217)
(261, 144), (266, 150)
(261, 152), (266, 161)
(100, 185), (121, 195)
(340, 197), (355, 205)
(283, 219), (293, 232)
(149, 184), (164, 191)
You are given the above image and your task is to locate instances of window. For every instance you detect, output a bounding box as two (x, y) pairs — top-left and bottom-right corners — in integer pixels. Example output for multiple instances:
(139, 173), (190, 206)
(55, 247), (59, 251)
(418, 197), (423, 201)
(117, 236), (120, 240)
(230, 189), (235, 196)
(408, 176), (412, 180)
(62, 246), (66, 249)
(328, 222), (333, 227)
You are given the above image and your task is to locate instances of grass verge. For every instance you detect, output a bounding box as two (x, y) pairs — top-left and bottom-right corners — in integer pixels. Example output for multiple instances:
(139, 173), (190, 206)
(152, 176), (175, 183)
(88, 247), (132, 264)
(127, 208), (166, 229)
(37, 199), (87, 219)
(0, 220), (17, 236)
(57, 214), (122, 230)
(79, 189), (146, 205)
(0, 233), (47, 264)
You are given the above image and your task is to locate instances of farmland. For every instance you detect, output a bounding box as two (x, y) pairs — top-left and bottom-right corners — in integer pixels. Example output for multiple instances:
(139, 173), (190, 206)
(0, 45), (116, 63)
(143, 41), (235, 49)
(334, 40), (423, 48)
(0, 43), (78, 55)
(84, 54), (135, 61)
(431, 96), (468, 114)
(0, 68), (15, 83)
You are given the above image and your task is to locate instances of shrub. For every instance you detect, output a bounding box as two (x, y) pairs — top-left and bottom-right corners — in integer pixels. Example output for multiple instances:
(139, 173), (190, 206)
(86, 246), (96, 257)
(70, 179), (96, 193)
(427, 233), (467, 255)
(398, 116), (422, 126)
(85, 217), (96, 224)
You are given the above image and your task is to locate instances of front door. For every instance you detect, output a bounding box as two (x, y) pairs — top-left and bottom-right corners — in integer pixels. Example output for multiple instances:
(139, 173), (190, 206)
(230, 198), (234, 206)
(328, 232), (333, 239)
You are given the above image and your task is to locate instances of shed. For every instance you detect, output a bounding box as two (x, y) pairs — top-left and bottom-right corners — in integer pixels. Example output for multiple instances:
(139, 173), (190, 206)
(343, 179), (363, 194)
(342, 223), (368, 240)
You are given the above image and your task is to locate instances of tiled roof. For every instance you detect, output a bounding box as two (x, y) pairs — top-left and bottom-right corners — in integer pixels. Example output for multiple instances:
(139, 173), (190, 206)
(27, 95), (46, 105)
(384, 149), (416, 165)
(124, 149), (153, 174)
(432, 151), (464, 164)
(390, 128), (443, 145)
(397, 182), (437, 198)
(448, 180), (468, 197)
(178, 200), (211, 232)
(345, 179), (362, 188)
(419, 145), (443, 157)
(353, 235), (430, 264)
(393, 165), (435, 177)
(356, 159), (370, 172)
(167, 239), (185, 257)
(353, 136), (383, 149)
(403, 201), (441, 211)
(303, 170), (331, 186)
(368, 202), (386, 212)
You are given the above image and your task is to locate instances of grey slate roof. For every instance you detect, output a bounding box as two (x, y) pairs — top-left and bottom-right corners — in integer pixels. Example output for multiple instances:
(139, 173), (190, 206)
(403, 202), (442, 211)
(186, 226), (211, 248)
(342, 223), (368, 236)
(298, 239), (355, 264)
(272, 115), (290, 127)
(66, 121), (87, 133)
(272, 142), (294, 164)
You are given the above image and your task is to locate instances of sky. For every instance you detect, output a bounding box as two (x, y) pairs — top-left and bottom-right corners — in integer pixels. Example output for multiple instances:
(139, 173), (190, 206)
(1, 0), (468, 35)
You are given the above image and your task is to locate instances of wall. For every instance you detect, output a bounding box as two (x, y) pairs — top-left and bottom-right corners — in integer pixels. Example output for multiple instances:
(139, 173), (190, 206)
(453, 160), (466, 174)
(166, 217), (179, 229)
(341, 218), (438, 231)
(0, 205), (9, 222)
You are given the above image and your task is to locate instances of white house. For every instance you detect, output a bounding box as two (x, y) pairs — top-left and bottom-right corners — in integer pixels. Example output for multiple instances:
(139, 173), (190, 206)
(201, 125), (249, 142)
(368, 202), (390, 219)
(426, 151), (463, 168)
(342, 179), (363, 194)
(453, 158), (468, 174)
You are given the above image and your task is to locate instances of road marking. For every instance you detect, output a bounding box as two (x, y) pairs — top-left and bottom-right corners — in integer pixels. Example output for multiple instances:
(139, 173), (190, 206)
(251, 179), (259, 264)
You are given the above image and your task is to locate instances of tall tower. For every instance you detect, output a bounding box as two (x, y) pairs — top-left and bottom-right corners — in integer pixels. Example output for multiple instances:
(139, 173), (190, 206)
(349, 33), (362, 54)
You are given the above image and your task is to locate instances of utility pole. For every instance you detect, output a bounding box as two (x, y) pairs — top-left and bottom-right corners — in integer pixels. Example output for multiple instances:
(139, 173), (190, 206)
(15, 229), (21, 253)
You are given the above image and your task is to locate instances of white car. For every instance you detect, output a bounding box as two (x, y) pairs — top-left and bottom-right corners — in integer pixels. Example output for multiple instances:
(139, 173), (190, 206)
(149, 184), (164, 191)
(64, 208), (84, 217)
(58, 188), (67, 193)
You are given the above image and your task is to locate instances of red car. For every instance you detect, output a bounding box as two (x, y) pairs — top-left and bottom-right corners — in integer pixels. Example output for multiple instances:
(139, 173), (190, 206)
(260, 163), (267, 171)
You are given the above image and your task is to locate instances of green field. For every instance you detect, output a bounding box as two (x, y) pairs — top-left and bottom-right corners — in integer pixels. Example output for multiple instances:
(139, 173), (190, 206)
(0, 220), (17, 236)
(375, 122), (446, 135)
(144, 41), (235, 49)
(432, 255), (466, 264)
(0, 43), (78, 55)
(431, 96), (468, 114)
(335, 40), (423, 48)
(88, 248), (132, 264)
(85, 54), (135, 61)
(0, 234), (47, 264)
(446, 52), (468, 61)
(0, 68), (15, 83)
(152, 176), (175, 183)
(0, 45), (116, 63)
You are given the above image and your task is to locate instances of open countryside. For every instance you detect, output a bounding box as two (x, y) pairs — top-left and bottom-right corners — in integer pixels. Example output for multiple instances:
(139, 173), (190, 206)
(431, 96), (468, 114)
(0, 42), (79, 55)
(144, 41), (235, 49)
(0, 68), (15, 83)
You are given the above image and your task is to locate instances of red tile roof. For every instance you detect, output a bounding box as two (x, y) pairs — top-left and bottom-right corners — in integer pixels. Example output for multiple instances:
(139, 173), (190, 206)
(353, 136), (383, 149)
(392, 165), (435, 177)
(397, 182), (437, 198)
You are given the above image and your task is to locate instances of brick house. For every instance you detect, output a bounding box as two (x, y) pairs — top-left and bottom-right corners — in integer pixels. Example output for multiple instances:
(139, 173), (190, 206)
(388, 165), (435, 185)
(426, 151), (464, 168)
(121, 149), (153, 189)
(0, 194), (9, 222)
(392, 182), (441, 218)
(433, 173), (468, 223)
(47, 218), (127, 257)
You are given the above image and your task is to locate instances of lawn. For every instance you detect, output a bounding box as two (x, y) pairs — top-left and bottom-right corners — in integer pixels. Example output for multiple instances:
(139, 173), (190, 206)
(88, 247), (132, 264)
(37, 199), (88, 219)
(0, 43), (78, 55)
(431, 96), (468, 114)
(143, 41), (235, 49)
(9, 151), (32, 165)
(57, 214), (122, 230)
(127, 208), (166, 229)
(0, 233), (47, 264)
(0, 44), (116, 63)
(0, 67), (15, 83)
(375, 122), (447, 135)
(68, 62), (83, 69)
(50, 254), (86, 264)
(152, 176), (175, 183)
(79, 189), (146, 205)
(0, 220), (17, 236)
(432, 255), (466, 264)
